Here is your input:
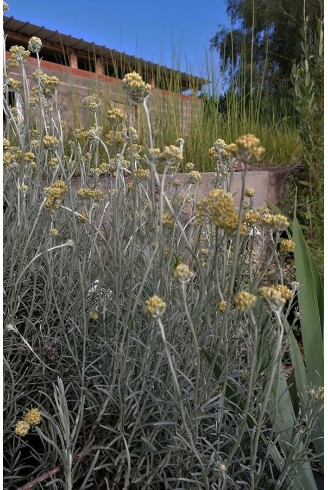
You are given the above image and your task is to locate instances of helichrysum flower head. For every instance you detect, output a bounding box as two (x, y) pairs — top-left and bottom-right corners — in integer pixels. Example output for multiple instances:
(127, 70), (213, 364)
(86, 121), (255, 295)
(3, 146), (22, 168)
(77, 188), (104, 200)
(234, 291), (257, 312)
(208, 139), (235, 162)
(44, 180), (68, 198)
(24, 408), (41, 426)
(162, 210), (175, 228)
(260, 213), (290, 231)
(189, 170), (201, 184)
(19, 183), (28, 192)
(3, 139), (10, 150)
(15, 420), (30, 437)
(43, 135), (59, 148)
(34, 70), (59, 96)
(9, 45), (30, 66)
(242, 210), (260, 226)
(89, 311), (99, 322)
(245, 187), (255, 198)
(218, 300), (228, 313)
(107, 107), (125, 127)
(50, 228), (59, 236)
(185, 162), (195, 171)
(259, 284), (292, 311)
(8, 78), (22, 92)
(122, 71), (151, 103)
(44, 180), (68, 211)
(274, 284), (293, 300)
(310, 386), (324, 402)
(161, 145), (183, 164)
(196, 189), (238, 232)
(173, 263), (194, 283)
(234, 134), (265, 162)
(280, 239), (295, 254)
(135, 168), (150, 180)
(148, 145), (183, 166)
(144, 295), (166, 317)
(28, 36), (42, 53)
(83, 94), (102, 112)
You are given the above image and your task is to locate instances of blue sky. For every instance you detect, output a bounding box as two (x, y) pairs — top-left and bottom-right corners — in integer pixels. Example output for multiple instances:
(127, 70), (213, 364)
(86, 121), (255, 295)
(6, 0), (231, 78)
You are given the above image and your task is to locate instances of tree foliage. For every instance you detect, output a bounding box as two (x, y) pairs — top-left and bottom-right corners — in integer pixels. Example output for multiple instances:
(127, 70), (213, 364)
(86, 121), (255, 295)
(211, 0), (323, 96)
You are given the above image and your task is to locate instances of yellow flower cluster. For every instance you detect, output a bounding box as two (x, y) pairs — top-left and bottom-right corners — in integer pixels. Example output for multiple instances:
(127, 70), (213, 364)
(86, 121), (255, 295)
(77, 188), (104, 200)
(43, 135), (59, 148)
(74, 126), (102, 142)
(260, 213), (290, 231)
(280, 239), (295, 254)
(218, 300), (228, 313)
(15, 408), (41, 437)
(144, 295), (166, 317)
(148, 145), (183, 165)
(234, 291), (257, 312)
(234, 134), (265, 161)
(89, 311), (99, 321)
(242, 210), (260, 226)
(173, 263), (194, 283)
(33, 70), (59, 96)
(208, 139), (236, 161)
(274, 284), (293, 300)
(105, 130), (124, 147)
(310, 386), (324, 401)
(126, 143), (144, 161)
(196, 189), (238, 232)
(122, 71), (151, 103)
(50, 228), (59, 236)
(15, 420), (30, 437)
(78, 211), (88, 223)
(3, 139), (11, 150)
(122, 127), (139, 141)
(189, 170), (201, 183)
(245, 187), (255, 198)
(92, 162), (110, 176)
(162, 210), (175, 228)
(28, 36), (43, 53)
(3, 146), (23, 168)
(185, 162), (195, 171)
(259, 284), (292, 311)
(107, 108), (125, 126)
(44, 180), (68, 211)
(135, 168), (151, 180)
(47, 157), (59, 167)
(83, 94), (102, 112)
(8, 78), (22, 92)
(9, 45), (30, 66)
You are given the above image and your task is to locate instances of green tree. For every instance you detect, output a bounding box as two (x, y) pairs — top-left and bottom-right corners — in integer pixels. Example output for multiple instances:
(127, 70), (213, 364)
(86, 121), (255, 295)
(211, 0), (322, 97)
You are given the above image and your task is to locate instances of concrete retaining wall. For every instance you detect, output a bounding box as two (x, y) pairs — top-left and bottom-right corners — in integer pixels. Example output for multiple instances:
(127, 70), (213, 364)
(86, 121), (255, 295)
(162, 169), (284, 209)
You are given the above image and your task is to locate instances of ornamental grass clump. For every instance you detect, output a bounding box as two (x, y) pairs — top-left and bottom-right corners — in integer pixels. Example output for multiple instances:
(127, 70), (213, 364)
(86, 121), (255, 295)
(3, 35), (323, 490)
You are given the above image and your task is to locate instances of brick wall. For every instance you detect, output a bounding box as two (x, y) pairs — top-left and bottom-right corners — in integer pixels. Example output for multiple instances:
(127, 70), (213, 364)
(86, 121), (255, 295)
(6, 52), (203, 137)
